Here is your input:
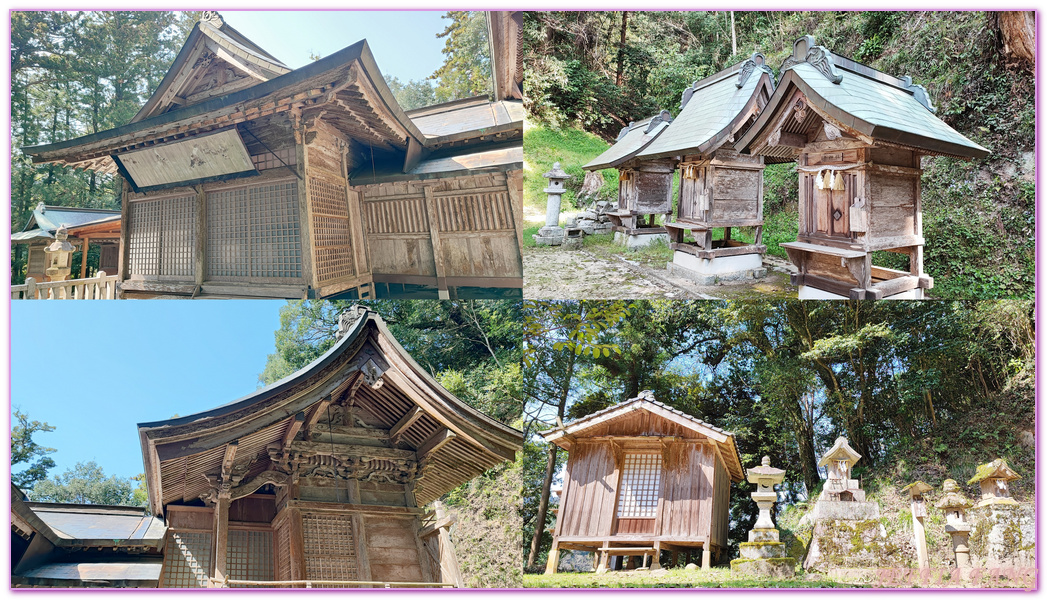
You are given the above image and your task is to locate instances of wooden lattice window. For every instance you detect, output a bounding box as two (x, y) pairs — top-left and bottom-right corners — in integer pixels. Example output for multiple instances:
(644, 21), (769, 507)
(309, 177), (355, 284)
(251, 148), (296, 172)
(273, 517), (291, 582)
(206, 180), (302, 281)
(227, 529), (274, 587)
(617, 453), (662, 518)
(435, 192), (513, 232)
(160, 531), (212, 588)
(128, 194), (195, 279)
(302, 514), (358, 587)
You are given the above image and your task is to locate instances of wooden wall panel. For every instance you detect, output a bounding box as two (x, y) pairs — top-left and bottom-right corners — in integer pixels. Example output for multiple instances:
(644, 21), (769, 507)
(433, 192), (513, 232)
(364, 518), (426, 583)
(710, 456), (730, 548)
(309, 176), (356, 285)
(367, 238), (436, 277)
(633, 171), (672, 214)
(363, 198), (429, 235)
(558, 442), (616, 538)
(439, 234), (523, 278)
(660, 443), (711, 539)
(870, 173), (917, 238)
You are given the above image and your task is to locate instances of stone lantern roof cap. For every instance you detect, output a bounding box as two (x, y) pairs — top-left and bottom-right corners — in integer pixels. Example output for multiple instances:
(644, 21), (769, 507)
(746, 455), (786, 484)
(543, 162), (571, 180)
(967, 458), (1020, 485)
(935, 480), (972, 510)
(816, 436), (862, 467)
(901, 480), (933, 497)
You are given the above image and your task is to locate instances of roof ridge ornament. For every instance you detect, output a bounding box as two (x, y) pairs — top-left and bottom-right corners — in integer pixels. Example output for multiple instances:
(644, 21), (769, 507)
(737, 52), (774, 88)
(782, 35), (843, 84)
(200, 11), (224, 28)
(644, 110), (673, 134)
(336, 305), (369, 339)
(900, 76), (937, 113)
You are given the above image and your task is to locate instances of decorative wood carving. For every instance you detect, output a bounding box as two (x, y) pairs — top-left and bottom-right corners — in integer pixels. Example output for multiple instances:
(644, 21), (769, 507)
(823, 122), (842, 140)
(361, 359), (385, 390)
(736, 52), (773, 88)
(793, 98), (808, 124)
(781, 35), (843, 84)
(201, 11), (224, 27)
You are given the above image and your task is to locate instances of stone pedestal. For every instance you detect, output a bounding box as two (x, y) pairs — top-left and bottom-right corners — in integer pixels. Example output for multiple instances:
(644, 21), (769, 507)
(968, 503), (1034, 568)
(533, 226), (564, 246)
(667, 251), (766, 285)
(732, 456), (795, 578)
(613, 230), (669, 250)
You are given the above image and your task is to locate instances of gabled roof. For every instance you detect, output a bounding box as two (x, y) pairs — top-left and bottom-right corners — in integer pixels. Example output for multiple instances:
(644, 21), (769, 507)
(967, 458), (1021, 484)
(12, 204), (121, 242)
(736, 35), (989, 160)
(541, 394), (743, 482)
(132, 12), (290, 123)
(583, 111), (673, 170)
(137, 307), (521, 515)
(638, 54), (776, 161)
(818, 436), (862, 467)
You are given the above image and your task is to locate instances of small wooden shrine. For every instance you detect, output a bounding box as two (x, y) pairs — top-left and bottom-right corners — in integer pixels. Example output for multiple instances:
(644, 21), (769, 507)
(639, 53), (778, 283)
(817, 436), (865, 502)
(968, 458), (1021, 508)
(134, 307), (521, 588)
(12, 203), (121, 282)
(736, 35), (989, 299)
(541, 393), (743, 573)
(24, 12), (523, 300)
(582, 111), (675, 246)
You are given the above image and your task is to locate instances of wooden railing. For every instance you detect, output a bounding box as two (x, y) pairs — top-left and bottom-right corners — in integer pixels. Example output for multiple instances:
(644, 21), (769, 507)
(11, 271), (120, 299)
(210, 578), (454, 588)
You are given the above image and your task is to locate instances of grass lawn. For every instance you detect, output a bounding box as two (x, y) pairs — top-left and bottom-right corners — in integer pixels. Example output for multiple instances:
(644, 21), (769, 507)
(524, 568), (860, 588)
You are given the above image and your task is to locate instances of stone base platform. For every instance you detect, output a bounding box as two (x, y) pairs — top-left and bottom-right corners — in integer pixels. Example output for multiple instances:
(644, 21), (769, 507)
(614, 230), (669, 250)
(533, 226), (564, 246)
(730, 557), (797, 578)
(667, 250), (766, 285)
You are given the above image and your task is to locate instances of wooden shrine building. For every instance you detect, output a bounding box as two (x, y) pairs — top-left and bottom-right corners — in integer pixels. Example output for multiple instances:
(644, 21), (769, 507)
(582, 111), (675, 246)
(137, 306), (521, 587)
(541, 393), (742, 574)
(736, 35), (989, 299)
(12, 307), (521, 587)
(24, 12), (523, 300)
(638, 54), (778, 283)
(12, 203), (121, 282)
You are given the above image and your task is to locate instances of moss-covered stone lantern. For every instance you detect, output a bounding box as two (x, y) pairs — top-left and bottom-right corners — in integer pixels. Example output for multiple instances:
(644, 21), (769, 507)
(935, 479), (972, 570)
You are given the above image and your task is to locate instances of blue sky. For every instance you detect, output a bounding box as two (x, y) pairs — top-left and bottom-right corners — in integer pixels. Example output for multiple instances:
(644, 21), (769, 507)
(214, 10), (452, 83)
(11, 301), (286, 482)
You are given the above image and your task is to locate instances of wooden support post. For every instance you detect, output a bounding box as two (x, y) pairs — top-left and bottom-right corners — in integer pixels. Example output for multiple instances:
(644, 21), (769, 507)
(652, 542), (661, 570)
(723, 227), (731, 242)
(212, 493), (231, 587)
(595, 543), (610, 574)
(507, 169), (524, 254)
(118, 180), (130, 282)
(351, 514), (371, 581)
(434, 503), (464, 587)
(422, 186), (449, 300)
(671, 549), (679, 568)
(293, 109), (316, 297)
(701, 544), (711, 570)
(79, 237), (89, 279)
(195, 185), (207, 285)
(289, 508), (306, 585)
(544, 540), (560, 575)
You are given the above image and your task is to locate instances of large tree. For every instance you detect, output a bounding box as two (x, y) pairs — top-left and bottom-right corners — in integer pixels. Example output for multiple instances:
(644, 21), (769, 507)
(11, 409), (57, 489)
(31, 461), (145, 506)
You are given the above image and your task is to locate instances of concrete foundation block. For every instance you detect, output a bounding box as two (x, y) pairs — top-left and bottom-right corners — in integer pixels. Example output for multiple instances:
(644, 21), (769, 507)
(668, 251), (766, 284)
(613, 231), (669, 250)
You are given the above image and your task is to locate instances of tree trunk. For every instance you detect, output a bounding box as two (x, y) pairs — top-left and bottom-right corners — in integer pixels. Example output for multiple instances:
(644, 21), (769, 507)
(526, 444), (559, 568)
(730, 11), (737, 56)
(998, 11), (1034, 64)
(615, 11), (628, 86)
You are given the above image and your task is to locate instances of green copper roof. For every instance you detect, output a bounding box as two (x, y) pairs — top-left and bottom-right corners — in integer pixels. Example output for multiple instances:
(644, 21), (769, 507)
(639, 63), (771, 160)
(583, 112), (672, 170)
(787, 62), (988, 157)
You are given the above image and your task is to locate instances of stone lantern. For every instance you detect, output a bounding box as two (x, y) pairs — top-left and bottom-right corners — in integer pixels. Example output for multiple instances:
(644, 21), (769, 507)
(43, 225), (76, 282)
(533, 162), (571, 246)
(732, 456), (795, 577)
(968, 458), (1020, 508)
(901, 480), (933, 570)
(935, 479), (972, 570)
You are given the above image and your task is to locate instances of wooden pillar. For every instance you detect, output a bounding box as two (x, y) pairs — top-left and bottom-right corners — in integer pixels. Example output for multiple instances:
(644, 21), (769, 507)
(434, 503), (464, 587)
(289, 508), (306, 586)
(422, 186), (449, 300)
(651, 541), (661, 570)
(211, 494), (231, 587)
(701, 544), (712, 570)
(595, 542), (610, 574)
(670, 549), (678, 568)
(118, 179), (130, 281)
(293, 109), (316, 297)
(79, 237), (90, 279)
(351, 514), (372, 581)
(507, 169), (524, 253)
(195, 185), (207, 286)
(544, 540), (560, 575)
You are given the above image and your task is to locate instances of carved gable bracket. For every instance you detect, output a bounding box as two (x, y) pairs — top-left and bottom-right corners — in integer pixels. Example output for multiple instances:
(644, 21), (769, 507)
(737, 52), (774, 88)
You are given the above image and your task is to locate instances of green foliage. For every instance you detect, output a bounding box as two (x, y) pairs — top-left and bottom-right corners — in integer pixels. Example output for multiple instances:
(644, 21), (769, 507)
(384, 75), (437, 110)
(523, 124), (618, 214)
(442, 458), (523, 587)
(10, 408), (56, 489)
(31, 461), (146, 507)
(431, 11), (491, 102)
